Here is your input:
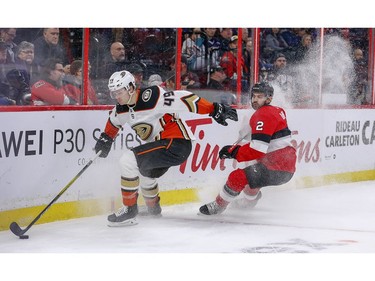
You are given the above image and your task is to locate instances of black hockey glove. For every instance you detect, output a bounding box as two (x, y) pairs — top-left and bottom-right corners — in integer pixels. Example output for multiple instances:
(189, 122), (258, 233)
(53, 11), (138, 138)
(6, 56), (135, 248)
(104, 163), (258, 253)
(95, 132), (113, 158)
(209, 103), (238, 126)
(219, 145), (240, 159)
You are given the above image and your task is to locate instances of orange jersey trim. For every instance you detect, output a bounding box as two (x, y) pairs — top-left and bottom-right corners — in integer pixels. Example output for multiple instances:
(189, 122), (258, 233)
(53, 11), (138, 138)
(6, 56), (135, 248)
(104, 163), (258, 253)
(104, 118), (120, 139)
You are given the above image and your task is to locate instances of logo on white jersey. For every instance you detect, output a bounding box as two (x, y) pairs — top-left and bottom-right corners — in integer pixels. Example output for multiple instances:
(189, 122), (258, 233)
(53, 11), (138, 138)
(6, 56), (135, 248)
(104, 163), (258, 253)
(142, 89), (152, 102)
(132, 123), (153, 140)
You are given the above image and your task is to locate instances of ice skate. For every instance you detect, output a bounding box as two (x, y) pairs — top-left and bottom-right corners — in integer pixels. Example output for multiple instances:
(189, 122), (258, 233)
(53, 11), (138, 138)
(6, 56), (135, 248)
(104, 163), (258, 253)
(147, 201), (162, 216)
(138, 196), (162, 217)
(107, 204), (138, 227)
(230, 191), (262, 210)
(199, 200), (227, 215)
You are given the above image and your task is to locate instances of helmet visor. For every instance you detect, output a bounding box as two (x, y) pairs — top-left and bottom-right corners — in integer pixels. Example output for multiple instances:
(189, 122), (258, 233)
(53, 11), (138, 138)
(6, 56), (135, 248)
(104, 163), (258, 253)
(110, 88), (127, 99)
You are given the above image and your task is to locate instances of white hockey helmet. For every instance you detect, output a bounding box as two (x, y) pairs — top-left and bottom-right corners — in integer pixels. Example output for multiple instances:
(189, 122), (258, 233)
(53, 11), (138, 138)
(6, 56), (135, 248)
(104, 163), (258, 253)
(108, 70), (136, 92)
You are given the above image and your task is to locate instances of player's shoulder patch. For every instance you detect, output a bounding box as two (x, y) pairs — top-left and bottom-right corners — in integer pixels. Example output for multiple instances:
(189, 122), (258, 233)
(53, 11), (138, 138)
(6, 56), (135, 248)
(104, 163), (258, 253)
(33, 80), (45, 88)
(141, 88), (153, 103)
(136, 86), (160, 110)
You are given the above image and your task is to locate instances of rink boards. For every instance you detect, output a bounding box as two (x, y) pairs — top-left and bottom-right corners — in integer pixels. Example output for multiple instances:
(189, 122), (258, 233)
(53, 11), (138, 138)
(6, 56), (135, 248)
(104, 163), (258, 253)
(1, 108), (374, 230)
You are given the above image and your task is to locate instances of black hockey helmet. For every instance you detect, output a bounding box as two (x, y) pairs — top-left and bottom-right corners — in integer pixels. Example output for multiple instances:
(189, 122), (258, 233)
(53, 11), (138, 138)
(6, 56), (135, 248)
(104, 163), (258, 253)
(251, 82), (274, 98)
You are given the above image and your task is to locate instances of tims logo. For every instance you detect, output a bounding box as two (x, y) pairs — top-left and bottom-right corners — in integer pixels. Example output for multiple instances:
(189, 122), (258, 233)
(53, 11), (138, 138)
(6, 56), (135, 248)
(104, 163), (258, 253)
(291, 131), (320, 163)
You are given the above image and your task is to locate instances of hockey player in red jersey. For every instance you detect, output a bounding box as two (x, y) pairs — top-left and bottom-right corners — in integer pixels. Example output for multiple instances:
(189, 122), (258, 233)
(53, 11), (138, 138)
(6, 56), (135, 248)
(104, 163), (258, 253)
(199, 82), (296, 215)
(94, 70), (238, 226)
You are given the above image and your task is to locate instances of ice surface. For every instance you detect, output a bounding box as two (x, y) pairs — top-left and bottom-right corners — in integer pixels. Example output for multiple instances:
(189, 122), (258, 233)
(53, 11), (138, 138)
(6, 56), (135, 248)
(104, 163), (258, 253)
(1, 181), (375, 280)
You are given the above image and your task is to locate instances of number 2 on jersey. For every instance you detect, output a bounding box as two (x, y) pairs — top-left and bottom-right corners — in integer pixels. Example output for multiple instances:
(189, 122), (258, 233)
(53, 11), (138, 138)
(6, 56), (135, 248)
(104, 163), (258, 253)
(256, 121), (264, 131)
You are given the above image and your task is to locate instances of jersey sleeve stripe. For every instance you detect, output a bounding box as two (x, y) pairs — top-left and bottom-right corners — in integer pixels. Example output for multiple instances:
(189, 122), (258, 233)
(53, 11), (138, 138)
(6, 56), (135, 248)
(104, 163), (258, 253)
(252, 133), (272, 143)
(272, 127), (292, 139)
(181, 94), (199, 112)
(176, 119), (191, 140)
(250, 140), (269, 153)
(104, 118), (121, 139)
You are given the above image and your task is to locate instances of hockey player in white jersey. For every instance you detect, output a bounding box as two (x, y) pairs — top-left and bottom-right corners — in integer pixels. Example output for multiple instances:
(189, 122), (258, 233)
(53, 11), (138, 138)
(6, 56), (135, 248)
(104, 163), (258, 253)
(95, 70), (238, 226)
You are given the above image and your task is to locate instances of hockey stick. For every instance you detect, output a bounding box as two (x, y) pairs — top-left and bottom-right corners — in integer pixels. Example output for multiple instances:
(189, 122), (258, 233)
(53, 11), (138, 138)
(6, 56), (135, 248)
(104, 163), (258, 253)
(230, 113), (251, 148)
(10, 150), (102, 238)
(233, 132), (250, 146)
(227, 132), (251, 154)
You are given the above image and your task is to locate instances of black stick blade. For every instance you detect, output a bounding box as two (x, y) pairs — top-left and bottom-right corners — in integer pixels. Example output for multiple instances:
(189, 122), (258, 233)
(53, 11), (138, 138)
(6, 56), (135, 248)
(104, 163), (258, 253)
(10, 222), (25, 236)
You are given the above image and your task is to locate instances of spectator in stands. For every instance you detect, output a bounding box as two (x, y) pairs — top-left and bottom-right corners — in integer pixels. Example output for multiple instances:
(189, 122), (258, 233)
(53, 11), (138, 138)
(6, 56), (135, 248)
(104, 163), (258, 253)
(164, 73), (175, 90)
(33, 28), (66, 67)
(169, 55), (201, 90)
(266, 53), (295, 102)
(201, 28), (221, 69)
(206, 65), (236, 105)
(218, 28), (233, 56)
(6, 41), (40, 105)
(181, 28), (206, 72)
(265, 28), (289, 58)
(63, 64), (71, 75)
(0, 42), (9, 64)
(207, 66), (227, 90)
(140, 31), (163, 65)
(99, 42), (129, 79)
(220, 35), (248, 91)
(243, 32), (252, 85)
(279, 28), (301, 49)
(15, 41), (39, 81)
(0, 42), (16, 105)
(293, 34), (313, 63)
(259, 34), (274, 81)
(62, 60), (99, 105)
(147, 74), (163, 87)
(348, 48), (368, 104)
(242, 28), (250, 44)
(353, 47), (364, 61)
(31, 58), (76, 105)
(0, 28), (18, 63)
(96, 42), (144, 104)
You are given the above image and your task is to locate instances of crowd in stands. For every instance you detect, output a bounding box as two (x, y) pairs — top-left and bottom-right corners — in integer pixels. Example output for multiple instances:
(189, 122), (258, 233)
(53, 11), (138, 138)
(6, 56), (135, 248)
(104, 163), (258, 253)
(259, 28), (370, 106)
(0, 27), (371, 107)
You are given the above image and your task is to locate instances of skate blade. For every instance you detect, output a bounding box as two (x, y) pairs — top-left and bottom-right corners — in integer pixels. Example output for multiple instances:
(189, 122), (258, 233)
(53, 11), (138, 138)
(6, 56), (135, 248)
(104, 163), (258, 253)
(197, 211), (214, 216)
(138, 212), (162, 218)
(138, 205), (162, 217)
(229, 200), (258, 210)
(107, 218), (138, 227)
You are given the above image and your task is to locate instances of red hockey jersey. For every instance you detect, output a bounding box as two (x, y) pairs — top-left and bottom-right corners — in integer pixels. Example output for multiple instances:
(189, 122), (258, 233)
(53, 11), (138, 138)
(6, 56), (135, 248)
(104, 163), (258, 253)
(235, 105), (296, 173)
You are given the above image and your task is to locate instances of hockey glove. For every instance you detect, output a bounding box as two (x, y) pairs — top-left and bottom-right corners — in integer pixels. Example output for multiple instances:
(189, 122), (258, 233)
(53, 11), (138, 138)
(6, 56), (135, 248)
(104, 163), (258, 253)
(210, 103), (238, 126)
(95, 132), (113, 158)
(219, 145), (240, 159)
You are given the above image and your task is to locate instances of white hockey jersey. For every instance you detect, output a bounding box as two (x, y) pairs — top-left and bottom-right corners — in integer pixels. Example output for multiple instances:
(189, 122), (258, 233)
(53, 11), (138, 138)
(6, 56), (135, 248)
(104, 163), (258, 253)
(103, 85), (215, 142)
